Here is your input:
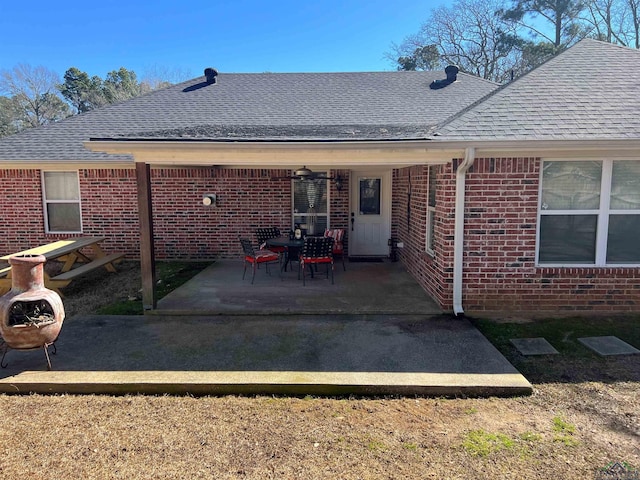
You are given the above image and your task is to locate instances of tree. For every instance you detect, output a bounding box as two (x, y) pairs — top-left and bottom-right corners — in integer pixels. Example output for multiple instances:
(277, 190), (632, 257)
(59, 67), (107, 113)
(102, 67), (142, 104)
(0, 96), (21, 137)
(396, 45), (441, 71)
(583, 0), (640, 48)
(630, 0), (640, 48)
(501, 0), (588, 48)
(0, 64), (69, 130)
(390, 0), (523, 82)
(140, 64), (192, 92)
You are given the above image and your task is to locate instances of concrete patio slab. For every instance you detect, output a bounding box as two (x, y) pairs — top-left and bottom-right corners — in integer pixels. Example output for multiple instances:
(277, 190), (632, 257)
(510, 338), (559, 355)
(0, 314), (532, 397)
(154, 260), (442, 316)
(578, 336), (640, 356)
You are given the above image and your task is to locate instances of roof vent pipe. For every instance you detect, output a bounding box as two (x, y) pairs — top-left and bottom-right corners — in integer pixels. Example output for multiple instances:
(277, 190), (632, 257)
(445, 65), (459, 82)
(204, 67), (218, 84)
(429, 65), (459, 90)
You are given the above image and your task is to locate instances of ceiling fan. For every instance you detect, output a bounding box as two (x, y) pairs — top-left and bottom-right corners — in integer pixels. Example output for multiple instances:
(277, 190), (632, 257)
(272, 166), (345, 191)
(272, 166), (334, 181)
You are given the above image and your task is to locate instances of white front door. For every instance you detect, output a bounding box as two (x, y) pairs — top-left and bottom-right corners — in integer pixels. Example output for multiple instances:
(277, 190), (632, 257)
(349, 170), (391, 256)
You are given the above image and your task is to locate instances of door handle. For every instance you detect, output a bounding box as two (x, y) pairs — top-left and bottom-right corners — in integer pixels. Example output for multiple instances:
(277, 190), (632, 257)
(351, 212), (355, 231)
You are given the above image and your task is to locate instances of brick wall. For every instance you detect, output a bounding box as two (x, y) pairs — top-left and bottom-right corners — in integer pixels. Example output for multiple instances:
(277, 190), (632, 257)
(80, 168), (140, 256)
(394, 158), (640, 314)
(392, 164), (455, 310)
(329, 170), (350, 255)
(0, 169), (48, 250)
(3, 162), (637, 313)
(0, 167), (347, 260)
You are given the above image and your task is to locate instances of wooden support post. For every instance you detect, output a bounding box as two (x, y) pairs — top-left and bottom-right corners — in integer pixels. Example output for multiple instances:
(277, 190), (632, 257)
(136, 162), (157, 310)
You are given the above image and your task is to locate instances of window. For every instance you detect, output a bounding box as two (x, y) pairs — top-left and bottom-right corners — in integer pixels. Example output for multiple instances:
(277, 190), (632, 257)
(426, 165), (438, 255)
(292, 176), (328, 236)
(359, 178), (381, 215)
(538, 160), (640, 265)
(42, 171), (82, 233)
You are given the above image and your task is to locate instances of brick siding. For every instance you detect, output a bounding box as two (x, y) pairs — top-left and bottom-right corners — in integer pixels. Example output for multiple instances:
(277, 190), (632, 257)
(0, 167), (348, 260)
(393, 158), (640, 314)
(2, 162), (638, 313)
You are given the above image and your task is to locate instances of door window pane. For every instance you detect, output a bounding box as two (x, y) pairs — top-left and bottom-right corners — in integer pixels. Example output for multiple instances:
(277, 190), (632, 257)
(607, 215), (640, 263)
(292, 178), (328, 236)
(539, 215), (597, 263)
(541, 161), (601, 210)
(611, 161), (640, 209)
(359, 178), (381, 215)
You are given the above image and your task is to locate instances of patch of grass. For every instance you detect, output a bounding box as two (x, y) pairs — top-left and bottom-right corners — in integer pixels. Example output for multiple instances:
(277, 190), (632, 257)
(472, 315), (640, 357)
(552, 416), (575, 435)
(552, 415), (579, 446)
(470, 315), (640, 382)
(519, 431), (542, 442)
(96, 261), (210, 315)
(462, 429), (515, 457)
(365, 439), (386, 451)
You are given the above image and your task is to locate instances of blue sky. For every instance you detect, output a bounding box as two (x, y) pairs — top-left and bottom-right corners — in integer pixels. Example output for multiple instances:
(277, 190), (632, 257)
(1, 1), (442, 82)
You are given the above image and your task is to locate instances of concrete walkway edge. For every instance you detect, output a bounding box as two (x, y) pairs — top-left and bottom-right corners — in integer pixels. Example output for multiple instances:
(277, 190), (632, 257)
(0, 370), (532, 396)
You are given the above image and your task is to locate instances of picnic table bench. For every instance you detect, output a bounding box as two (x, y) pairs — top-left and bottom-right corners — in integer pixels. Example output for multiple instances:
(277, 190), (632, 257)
(0, 236), (124, 297)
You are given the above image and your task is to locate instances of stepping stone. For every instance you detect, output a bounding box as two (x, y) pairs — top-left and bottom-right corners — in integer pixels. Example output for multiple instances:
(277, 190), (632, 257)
(510, 338), (559, 355)
(578, 336), (640, 356)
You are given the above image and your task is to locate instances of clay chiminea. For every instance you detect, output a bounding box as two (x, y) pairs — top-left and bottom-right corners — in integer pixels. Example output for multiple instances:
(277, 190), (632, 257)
(0, 254), (65, 369)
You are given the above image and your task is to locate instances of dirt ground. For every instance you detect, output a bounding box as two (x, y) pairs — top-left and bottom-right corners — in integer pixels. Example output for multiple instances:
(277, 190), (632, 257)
(0, 261), (638, 479)
(0, 384), (637, 479)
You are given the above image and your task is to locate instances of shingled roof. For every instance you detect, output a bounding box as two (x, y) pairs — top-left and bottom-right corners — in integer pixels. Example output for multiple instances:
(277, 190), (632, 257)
(435, 39), (640, 141)
(0, 70), (496, 162)
(2, 39), (637, 164)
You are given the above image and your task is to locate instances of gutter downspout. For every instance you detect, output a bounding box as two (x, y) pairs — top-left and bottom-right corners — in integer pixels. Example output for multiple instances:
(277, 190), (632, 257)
(453, 147), (475, 316)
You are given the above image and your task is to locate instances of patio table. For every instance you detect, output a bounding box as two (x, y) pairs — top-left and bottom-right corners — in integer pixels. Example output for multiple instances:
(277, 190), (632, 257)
(266, 236), (304, 272)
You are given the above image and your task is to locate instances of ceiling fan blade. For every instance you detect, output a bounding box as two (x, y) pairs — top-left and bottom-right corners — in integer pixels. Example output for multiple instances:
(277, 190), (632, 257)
(271, 166), (334, 181)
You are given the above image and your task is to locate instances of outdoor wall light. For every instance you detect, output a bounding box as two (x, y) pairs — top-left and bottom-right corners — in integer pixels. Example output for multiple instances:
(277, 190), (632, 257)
(334, 175), (343, 192)
(202, 193), (217, 206)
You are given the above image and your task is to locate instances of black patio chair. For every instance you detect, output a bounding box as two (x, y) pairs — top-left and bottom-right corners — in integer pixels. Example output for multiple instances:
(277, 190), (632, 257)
(255, 227), (286, 257)
(239, 238), (280, 284)
(255, 227), (281, 249)
(298, 236), (334, 286)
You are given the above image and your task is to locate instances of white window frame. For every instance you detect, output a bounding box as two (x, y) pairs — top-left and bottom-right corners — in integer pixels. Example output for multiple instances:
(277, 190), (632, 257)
(536, 158), (640, 267)
(426, 165), (437, 256)
(41, 170), (83, 234)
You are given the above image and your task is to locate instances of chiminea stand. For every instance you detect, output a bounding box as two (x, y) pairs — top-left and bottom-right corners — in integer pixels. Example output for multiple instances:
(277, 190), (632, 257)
(0, 338), (57, 370)
(0, 254), (65, 371)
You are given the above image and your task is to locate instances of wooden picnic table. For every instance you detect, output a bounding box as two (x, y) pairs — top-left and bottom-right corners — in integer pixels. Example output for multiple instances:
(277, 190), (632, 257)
(0, 236), (124, 296)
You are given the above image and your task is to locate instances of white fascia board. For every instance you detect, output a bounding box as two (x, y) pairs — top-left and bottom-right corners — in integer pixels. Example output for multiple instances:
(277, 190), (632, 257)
(84, 137), (640, 166)
(84, 139), (465, 166)
(0, 159), (134, 170)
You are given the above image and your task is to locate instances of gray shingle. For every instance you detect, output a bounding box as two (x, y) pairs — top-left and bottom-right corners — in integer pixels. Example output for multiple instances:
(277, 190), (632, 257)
(435, 39), (640, 141)
(0, 70), (497, 162)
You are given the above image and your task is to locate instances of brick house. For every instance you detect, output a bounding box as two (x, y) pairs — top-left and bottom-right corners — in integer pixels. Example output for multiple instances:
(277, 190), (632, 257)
(0, 39), (638, 315)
